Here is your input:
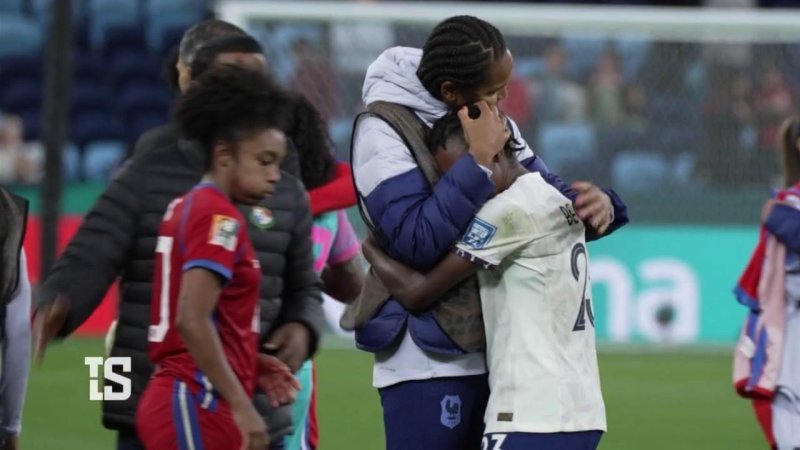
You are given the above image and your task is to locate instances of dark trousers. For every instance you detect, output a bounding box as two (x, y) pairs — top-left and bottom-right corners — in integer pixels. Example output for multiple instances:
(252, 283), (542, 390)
(117, 430), (145, 450)
(379, 374), (491, 450)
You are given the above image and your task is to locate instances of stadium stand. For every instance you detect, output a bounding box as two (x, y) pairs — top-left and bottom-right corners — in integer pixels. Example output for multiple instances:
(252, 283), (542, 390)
(0, 0), (208, 183)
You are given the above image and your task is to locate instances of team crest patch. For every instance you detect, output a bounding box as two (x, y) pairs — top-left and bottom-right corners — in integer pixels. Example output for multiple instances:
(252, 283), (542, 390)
(440, 395), (462, 429)
(208, 215), (239, 251)
(461, 217), (497, 249)
(250, 207), (274, 230)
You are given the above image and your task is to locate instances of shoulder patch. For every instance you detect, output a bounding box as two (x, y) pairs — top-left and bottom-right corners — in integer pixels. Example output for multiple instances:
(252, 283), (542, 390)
(461, 217), (497, 249)
(208, 215), (239, 251)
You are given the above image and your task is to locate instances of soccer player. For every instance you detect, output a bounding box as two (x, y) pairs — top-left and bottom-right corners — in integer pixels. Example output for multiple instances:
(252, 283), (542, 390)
(136, 66), (299, 450)
(738, 116), (800, 450)
(363, 108), (607, 450)
(188, 33), (364, 450)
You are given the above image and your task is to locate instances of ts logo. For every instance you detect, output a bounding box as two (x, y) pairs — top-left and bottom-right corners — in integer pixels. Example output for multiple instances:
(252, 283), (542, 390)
(84, 357), (132, 401)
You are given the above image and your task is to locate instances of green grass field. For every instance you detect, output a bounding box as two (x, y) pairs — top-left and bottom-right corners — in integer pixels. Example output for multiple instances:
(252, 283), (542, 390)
(22, 339), (765, 450)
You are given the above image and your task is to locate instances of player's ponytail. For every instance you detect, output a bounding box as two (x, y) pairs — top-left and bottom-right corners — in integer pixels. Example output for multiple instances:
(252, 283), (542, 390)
(779, 115), (800, 188)
(173, 65), (290, 170)
(287, 94), (336, 190)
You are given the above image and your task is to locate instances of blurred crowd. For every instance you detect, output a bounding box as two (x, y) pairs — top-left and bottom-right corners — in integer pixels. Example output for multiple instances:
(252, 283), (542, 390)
(252, 22), (800, 193)
(1, 0), (800, 191)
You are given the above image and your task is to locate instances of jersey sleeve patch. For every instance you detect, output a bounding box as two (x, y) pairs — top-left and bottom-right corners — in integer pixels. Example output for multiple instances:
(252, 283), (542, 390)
(460, 217), (497, 250)
(208, 215), (239, 252)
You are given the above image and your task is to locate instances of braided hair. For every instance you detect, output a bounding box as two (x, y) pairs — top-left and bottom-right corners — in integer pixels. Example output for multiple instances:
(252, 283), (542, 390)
(287, 94), (336, 190)
(417, 15), (507, 101)
(173, 66), (291, 171)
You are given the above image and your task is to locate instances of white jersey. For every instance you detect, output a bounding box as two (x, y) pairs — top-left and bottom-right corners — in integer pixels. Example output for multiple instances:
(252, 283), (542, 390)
(455, 173), (606, 434)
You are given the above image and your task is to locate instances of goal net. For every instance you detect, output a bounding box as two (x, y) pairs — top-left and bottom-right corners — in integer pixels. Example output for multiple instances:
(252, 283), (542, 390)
(217, 1), (800, 226)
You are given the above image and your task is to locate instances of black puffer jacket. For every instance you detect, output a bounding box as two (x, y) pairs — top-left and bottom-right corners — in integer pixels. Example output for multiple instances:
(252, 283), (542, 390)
(38, 124), (323, 436)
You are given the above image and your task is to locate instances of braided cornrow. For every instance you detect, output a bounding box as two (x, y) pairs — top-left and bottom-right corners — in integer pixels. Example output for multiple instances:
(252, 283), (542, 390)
(417, 15), (507, 101)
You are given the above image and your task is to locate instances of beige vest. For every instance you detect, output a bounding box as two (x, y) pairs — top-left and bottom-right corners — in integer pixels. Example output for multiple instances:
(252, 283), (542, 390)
(341, 101), (486, 353)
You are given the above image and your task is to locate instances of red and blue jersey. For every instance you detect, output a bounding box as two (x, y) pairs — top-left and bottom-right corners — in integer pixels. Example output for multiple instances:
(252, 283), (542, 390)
(148, 183), (261, 397)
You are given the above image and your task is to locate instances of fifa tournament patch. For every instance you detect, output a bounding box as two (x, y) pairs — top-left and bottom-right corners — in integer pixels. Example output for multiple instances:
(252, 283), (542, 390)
(250, 206), (274, 230)
(461, 217), (497, 249)
(208, 215), (239, 251)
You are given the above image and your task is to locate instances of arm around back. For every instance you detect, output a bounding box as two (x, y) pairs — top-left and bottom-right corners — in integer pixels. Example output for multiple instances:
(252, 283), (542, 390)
(352, 117), (495, 270)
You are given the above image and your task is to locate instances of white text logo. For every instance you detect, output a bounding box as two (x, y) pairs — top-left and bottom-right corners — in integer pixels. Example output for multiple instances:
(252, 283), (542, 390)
(84, 357), (132, 401)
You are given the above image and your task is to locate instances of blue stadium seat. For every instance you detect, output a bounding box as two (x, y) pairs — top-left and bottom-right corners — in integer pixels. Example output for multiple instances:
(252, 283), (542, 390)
(0, 80), (41, 112)
(109, 52), (161, 89)
(62, 142), (82, 183)
(145, 0), (205, 17)
(102, 25), (146, 57)
(146, 11), (201, 53)
(535, 122), (597, 175)
(611, 150), (668, 192)
(645, 93), (702, 155)
(0, 15), (42, 57)
(0, 54), (42, 84)
(672, 152), (697, 186)
(613, 34), (652, 82)
(596, 125), (645, 159)
(128, 110), (169, 143)
(83, 139), (125, 181)
(117, 81), (170, 121)
(71, 83), (114, 116)
(514, 56), (545, 79)
(88, 0), (138, 18)
(73, 51), (104, 83)
(17, 108), (41, 141)
(87, 0), (140, 51)
(70, 112), (126, 147)
(560, 33), (609, 81)
(0, 0), (23, 14)
(157, 26), (186, 58)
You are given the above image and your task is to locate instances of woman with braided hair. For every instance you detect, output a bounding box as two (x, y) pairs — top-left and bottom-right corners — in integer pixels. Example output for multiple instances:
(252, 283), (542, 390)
(348, 15), (628, 450)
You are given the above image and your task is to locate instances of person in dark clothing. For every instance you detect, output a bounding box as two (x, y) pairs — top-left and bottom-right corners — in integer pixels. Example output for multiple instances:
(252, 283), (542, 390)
(32, 20), (336, 450)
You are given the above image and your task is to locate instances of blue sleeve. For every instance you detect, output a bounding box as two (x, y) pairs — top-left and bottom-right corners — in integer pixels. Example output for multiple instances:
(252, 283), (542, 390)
(765, 204), (800, 254)
(521, 155), (629, 241)
(364, 153), (495, 270)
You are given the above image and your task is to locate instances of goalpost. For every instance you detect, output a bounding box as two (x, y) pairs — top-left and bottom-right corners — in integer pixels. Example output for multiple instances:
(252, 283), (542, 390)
(218, 1), (800, 42)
